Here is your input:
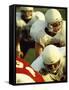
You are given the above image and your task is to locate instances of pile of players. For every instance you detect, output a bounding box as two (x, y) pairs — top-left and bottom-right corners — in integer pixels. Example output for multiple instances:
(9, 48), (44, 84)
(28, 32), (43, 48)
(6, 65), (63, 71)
(16, 6), (66, 83)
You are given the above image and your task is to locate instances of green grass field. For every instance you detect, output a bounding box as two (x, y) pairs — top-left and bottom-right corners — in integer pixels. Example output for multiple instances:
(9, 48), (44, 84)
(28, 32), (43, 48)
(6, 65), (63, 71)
(24, 48), (36, 64)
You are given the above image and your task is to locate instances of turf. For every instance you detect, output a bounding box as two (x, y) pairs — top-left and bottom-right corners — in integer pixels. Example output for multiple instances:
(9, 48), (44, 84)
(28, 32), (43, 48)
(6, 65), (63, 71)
(24, 48), (36, 64)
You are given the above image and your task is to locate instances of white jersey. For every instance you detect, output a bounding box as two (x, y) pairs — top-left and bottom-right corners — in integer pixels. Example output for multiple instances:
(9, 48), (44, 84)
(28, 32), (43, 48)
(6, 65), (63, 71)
(30, 20), (52, 47)
(31, 47), (66, 82)
(30, 20), (66, 48)
(31, 55), (44, 72)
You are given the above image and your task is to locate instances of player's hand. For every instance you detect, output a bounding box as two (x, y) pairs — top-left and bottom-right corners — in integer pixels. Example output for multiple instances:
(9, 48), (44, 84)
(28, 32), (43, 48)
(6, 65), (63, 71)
(16, 51), (23, 58)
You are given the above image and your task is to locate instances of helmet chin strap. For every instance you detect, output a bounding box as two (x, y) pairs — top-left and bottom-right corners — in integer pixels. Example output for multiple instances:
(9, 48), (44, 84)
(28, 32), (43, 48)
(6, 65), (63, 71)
(49, 67), (61, 81)
(49, 68), (59, 75)
(49, 28), (56, 34)
(49, 63), (61, 75)
(48, 20), (63, 33)
(48, 25), (62, 36)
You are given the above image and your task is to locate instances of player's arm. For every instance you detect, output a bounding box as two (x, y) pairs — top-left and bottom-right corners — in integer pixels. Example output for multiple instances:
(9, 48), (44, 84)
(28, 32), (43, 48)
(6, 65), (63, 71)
(35, 42), (44, 58)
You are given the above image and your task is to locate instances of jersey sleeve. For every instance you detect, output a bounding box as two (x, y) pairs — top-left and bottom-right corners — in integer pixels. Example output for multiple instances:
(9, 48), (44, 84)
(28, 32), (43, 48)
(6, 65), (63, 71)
(31, 55), (45, 72)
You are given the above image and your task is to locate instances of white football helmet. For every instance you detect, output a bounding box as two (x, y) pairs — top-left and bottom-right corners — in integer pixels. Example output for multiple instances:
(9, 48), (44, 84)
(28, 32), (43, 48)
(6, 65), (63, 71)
(20, 7), (34, 20)
(42, 45), (61, 74)
(20, 7), (34, 11)
(45, 9), (63, 33)
(45, 9), (62, 24)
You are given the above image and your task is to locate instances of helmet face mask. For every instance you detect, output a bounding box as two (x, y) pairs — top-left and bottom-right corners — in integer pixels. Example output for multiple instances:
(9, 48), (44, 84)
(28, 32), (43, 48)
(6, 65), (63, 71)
(20, 7), (33, 20)
(21, 10), (33, 20)
(48, 21), (62, 33)
(44, 60), (60, 74)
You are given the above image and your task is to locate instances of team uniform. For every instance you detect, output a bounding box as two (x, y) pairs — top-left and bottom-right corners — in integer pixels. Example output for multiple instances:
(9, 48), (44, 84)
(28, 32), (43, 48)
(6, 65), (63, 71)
(16, 9), (45, 57)
(30, 9), (66, 59)
(16, 56), (44, 83)
(31, 45), (66, 82)
(30, 20), (66, 48)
